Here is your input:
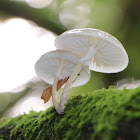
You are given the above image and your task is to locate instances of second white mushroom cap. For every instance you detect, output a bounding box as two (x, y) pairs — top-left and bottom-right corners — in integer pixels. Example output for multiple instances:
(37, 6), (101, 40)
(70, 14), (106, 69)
(35, 50), (90, 87)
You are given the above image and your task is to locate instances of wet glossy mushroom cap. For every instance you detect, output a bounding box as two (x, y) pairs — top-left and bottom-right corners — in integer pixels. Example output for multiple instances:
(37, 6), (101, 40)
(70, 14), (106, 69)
(54, 28), (129, 73)
(35, 50), (90, 87)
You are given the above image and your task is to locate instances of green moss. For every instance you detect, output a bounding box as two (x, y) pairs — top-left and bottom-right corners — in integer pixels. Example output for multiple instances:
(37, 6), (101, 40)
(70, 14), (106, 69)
(0, 87), (140, 140)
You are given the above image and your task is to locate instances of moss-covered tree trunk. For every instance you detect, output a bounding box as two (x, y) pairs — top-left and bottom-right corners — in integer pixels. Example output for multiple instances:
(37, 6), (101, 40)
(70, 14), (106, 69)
(0, 87), (140, 140)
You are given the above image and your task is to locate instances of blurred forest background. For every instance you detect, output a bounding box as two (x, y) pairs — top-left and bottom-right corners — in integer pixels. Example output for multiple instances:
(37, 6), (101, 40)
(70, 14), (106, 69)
(0, 0), (140, 118)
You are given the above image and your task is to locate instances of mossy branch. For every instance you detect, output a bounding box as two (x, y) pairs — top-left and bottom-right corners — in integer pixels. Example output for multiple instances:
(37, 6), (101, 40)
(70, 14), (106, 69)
(0, 87), (140, 140)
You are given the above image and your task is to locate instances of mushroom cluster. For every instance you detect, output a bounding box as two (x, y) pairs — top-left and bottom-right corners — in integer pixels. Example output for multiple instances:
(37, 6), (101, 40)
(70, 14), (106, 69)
(35, 50), (90, 114)
(35, 28), (129, 115)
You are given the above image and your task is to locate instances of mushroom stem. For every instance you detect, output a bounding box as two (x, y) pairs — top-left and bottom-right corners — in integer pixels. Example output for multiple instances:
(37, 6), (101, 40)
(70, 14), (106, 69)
(59, 62), (83, 114)
(52, 76), (59, 112)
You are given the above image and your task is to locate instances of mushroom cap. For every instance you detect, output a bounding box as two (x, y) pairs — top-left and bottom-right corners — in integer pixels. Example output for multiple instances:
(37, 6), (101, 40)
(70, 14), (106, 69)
(35, 50), (90, 87)
(54, 28), (129, 73)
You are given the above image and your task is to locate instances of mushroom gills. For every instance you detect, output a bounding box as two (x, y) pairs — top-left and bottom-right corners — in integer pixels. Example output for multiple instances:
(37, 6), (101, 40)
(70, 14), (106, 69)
(79, 46), (96, 66)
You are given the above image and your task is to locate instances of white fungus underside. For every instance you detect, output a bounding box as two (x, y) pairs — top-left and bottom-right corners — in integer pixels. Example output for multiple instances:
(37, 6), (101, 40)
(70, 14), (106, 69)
(55, 29), (128, 73)
(90, 39), (128, 73)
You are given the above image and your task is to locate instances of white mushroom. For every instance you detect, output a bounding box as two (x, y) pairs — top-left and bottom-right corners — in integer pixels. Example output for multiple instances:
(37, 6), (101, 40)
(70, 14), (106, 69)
(35, 50), (90, 114)
(55, 28), (129, 112)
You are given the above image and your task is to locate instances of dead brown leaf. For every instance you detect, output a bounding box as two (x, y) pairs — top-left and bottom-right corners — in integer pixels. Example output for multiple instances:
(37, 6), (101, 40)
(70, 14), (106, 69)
(41, 77), (69, 103)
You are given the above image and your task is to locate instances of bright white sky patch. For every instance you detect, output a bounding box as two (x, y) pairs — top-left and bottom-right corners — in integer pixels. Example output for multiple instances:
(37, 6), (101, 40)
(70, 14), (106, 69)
(0, 18), (56, 92)
(25, 0), (53, 8)
(10, 0), (53, 9)
(6, 96), (51, 117)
